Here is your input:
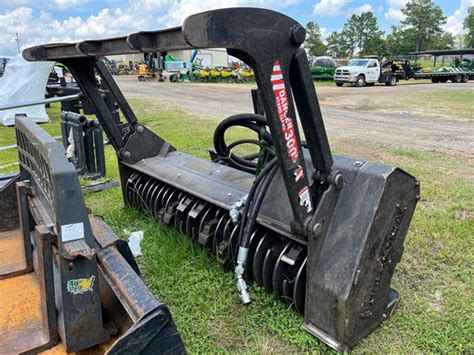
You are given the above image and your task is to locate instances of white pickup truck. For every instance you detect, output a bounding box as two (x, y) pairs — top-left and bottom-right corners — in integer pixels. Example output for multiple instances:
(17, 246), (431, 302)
(334, 58), (397, 87)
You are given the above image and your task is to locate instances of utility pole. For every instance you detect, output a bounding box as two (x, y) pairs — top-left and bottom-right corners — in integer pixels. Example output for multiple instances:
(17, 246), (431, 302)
(15, 33), (21, 54)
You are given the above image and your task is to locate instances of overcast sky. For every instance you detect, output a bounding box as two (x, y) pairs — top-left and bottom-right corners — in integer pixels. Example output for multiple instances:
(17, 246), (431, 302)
(0, 0), (471, 57)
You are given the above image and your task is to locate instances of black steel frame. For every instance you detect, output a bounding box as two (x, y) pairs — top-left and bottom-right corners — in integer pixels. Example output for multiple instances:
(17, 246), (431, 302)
(60, 111), (106, 178)
(9, 115), (184, 353)
(24, 7), (332, 235)
(23, 8), (420, 351)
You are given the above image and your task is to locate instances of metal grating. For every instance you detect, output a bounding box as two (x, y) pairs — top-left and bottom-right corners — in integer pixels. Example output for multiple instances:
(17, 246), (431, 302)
(16, 129), (54, 205)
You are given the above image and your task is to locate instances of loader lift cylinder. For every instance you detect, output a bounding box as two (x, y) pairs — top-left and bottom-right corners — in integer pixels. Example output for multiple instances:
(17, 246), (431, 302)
(22, 8), (420, 351)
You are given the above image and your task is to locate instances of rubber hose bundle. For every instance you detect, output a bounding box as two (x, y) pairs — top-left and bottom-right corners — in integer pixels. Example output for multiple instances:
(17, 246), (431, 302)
(213, 113), (274, 174)
(214, 113), (280, 304)
(237, 159), (279, 248)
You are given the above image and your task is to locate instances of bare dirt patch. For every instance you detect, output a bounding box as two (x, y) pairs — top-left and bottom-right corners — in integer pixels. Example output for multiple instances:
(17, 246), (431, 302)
(115, 76), (474, 159)
(455, 207), (472, 221)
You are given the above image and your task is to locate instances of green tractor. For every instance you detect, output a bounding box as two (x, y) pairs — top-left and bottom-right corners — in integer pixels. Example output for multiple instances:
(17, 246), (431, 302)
(165, 54), (192, 82)
(309, 56), (337, 80)
(456, 57), (474, 79)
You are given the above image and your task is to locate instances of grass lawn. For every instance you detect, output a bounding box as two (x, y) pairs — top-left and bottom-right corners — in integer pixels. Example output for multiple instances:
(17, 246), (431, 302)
(0, 100), (472, 353)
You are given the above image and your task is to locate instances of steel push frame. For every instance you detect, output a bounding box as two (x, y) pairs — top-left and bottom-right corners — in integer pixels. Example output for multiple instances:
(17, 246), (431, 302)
(0, 115), (184, 353)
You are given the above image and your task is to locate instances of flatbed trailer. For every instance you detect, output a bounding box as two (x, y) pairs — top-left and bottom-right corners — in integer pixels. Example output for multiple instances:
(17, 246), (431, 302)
(411, 71), (470, 83)
(334, 57), (471, 87)
(410, 49), (474, 82)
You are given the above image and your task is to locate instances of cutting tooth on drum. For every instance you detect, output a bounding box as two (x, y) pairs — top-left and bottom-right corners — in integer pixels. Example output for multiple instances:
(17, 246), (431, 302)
(124, 171), (309, 314)
(262, 239), (289, 293)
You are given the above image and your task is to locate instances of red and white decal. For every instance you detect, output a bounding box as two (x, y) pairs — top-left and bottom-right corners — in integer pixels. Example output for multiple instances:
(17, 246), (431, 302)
(272, 61), (313, 214)
(298, 186), (313, 213)
(294, 166), (304, 182)
(271, 61), (301, 172)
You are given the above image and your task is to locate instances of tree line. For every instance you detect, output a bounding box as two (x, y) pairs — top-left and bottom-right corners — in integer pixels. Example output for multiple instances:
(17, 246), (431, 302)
(305, 0), (474, 58)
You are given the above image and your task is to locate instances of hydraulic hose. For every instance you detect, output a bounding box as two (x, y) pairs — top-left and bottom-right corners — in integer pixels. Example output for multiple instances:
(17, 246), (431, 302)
(213, 113), (273, 174)
(214, 114), (283, 305)
(234, 160), (278, 304)
(213, 113), (283, 304)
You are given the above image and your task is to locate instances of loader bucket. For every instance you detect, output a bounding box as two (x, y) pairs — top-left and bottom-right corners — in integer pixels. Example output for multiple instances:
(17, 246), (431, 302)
(22, 7), (420, 351)
(0, 115), (184, 354)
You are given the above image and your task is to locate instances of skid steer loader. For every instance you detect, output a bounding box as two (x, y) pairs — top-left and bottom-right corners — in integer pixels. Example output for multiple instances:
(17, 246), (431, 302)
(0, 115), (184, 353)
(21, 8), (420, 351)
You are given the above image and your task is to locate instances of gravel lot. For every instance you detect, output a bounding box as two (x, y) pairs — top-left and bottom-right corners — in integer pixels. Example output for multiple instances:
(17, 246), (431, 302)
(115, 76), (474, 158)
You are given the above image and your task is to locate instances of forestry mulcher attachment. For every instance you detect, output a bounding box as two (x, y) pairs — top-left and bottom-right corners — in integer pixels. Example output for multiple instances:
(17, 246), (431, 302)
(0, 116), (184, 353)
(21, 8), (419, 351)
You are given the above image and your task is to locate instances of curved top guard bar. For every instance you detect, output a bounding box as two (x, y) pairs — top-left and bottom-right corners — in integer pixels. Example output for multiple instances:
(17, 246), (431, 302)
(24, 8), (300, 61)
(24, 8), (333, 234)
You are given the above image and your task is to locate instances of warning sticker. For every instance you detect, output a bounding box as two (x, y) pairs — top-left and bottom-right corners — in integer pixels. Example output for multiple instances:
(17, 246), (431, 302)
(271, 60), (301, 172)
(271, 60), (313, 214)
(298, 186), (313, 213)
(294, 166), (304, 182)
(67, 275), (96, 295)
(61, 222), (84, 242)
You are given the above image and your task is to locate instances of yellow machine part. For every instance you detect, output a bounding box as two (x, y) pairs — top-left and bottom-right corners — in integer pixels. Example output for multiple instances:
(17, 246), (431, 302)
(0, 228), (118, 354)
(239, 68), (254, 77)
(0, 229), (48, 354)
(0, 229), (26, 275)
(138, 64), (156, 75)
(0, 273), (49, 353)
